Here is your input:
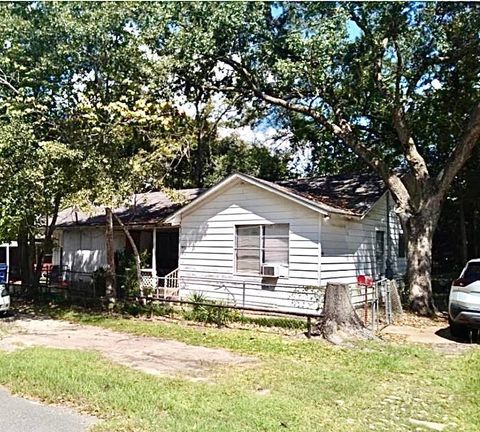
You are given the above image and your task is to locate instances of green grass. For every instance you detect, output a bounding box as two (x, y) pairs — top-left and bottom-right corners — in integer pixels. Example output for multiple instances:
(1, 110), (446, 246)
(0, 308), (479, 431)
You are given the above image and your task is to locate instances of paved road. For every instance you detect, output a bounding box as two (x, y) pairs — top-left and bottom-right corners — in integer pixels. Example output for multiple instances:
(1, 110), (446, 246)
(0, 388), (96, 432)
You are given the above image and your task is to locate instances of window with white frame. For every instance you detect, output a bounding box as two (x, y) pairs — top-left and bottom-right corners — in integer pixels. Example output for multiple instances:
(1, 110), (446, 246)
(235, 224), (289, 274)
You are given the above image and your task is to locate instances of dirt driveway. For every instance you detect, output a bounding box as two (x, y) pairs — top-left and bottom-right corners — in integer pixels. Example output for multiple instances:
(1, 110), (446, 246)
(0, 316), (254, 380)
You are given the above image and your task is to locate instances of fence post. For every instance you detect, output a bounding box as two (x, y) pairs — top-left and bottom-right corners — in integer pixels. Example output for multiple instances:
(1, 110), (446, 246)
(216, 306), (222, 328)
(383, 281), (391, 325)
(242, 281), (246, 310)
(364, 284), (368, 325)
(307, 316), (312, 338)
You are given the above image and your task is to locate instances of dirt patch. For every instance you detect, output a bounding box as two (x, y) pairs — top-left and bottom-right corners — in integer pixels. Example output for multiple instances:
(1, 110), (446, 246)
(0, 316), (255, 380)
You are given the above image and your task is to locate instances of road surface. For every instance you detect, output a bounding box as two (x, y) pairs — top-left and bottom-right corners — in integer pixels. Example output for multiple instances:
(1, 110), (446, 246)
(0, 388), (96, 432)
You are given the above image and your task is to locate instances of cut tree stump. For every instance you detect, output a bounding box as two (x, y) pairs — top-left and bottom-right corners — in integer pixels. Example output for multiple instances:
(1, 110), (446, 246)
(390, 280), (404, 316)
(316, 282), (372, 344)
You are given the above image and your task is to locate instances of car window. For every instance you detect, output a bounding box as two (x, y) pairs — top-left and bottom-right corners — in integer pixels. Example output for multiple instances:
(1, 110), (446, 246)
(463, 263), (480, 282)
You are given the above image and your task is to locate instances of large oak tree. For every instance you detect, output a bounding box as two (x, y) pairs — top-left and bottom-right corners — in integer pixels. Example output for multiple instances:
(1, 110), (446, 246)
(156, 2), (480, 314)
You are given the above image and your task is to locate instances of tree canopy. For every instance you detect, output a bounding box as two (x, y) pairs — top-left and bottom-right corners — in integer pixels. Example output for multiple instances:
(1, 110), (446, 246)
(0, 2), (478, 313)
(153, 1), (480, 313)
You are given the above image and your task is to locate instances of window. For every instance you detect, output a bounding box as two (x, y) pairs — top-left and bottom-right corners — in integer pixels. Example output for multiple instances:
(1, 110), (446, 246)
(463, 262), (480, 283)
(398, 233), (406, 258)
(235, 224), (289, 274)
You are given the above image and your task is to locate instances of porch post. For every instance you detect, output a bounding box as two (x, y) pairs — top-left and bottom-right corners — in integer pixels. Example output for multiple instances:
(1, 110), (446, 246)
(6, 243), (10, 283)
(152, 227), (157, 277)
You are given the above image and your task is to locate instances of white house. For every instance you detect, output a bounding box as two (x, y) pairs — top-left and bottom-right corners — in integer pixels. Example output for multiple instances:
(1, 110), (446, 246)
(165, 172), (406, 312)
(54, 172), (405, 313)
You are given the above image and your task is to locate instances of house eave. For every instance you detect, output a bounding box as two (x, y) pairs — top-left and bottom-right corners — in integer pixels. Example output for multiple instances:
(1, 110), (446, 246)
(164, 173), (371, 225)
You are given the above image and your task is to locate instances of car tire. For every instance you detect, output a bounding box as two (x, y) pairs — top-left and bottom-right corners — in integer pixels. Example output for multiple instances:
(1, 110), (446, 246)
(448, 318), (470, 340)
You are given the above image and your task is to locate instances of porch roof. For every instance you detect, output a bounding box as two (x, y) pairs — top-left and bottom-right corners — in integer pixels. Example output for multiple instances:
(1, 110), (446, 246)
(56, 189), (204, 228)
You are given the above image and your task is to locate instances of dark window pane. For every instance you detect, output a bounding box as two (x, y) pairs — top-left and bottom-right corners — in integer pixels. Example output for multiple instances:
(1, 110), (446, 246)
(464, 263), (480, 282)
(264, 247), (288, 264)
(264, 224), (289, 238)
(236, 226), (261, 273)
(236, 226), (260, 248)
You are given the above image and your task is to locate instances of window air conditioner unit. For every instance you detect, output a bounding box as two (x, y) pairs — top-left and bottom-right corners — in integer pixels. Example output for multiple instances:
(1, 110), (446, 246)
(261, 264), (288, 278)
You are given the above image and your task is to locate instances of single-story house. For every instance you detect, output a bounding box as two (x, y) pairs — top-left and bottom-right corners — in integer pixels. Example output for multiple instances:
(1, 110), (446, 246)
(167, 172), (406, 312)
(53, 172), (406, 312)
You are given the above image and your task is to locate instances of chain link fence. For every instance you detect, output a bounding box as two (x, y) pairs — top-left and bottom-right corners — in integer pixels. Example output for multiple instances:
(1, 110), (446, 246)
(7, 268), (404, 332)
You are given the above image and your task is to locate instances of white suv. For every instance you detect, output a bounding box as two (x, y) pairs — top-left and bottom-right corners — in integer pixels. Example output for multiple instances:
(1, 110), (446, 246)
(449, 259), (480, 338)
(0, 284), (10, 315)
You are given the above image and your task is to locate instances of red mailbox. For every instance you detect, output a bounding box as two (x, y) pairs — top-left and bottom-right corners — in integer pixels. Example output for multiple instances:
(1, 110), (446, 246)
(357, 275), (374, 286)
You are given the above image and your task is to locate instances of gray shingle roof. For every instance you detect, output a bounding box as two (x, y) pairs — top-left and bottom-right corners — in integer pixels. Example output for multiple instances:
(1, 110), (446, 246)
(57, 171), (386, 229)
(274, 172), (385, 216)
(56, 188), (203, 228)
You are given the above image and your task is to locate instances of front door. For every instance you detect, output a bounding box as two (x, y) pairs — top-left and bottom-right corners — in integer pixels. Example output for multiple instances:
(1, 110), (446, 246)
(155, 228), (179, 277)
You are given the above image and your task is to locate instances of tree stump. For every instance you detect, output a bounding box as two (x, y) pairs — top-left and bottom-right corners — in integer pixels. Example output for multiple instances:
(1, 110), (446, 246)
(316, 282), (372, 344)
(390, 280), (404, 317)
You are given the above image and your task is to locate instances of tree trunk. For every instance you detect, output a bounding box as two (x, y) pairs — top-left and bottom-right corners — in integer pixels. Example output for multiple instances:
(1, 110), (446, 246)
(459, 197), (468, 264)
(33, 196), (62, 294)
(112, 213), (142, 294)
(105, 207), (116, 300)
(473, 209), (479, 258)
(315, 282), (372, 344)
(404, 206), (439, 315)
(17, 227), (33, 293)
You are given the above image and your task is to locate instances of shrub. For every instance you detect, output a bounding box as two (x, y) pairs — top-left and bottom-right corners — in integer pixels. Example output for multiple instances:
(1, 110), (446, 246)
(148, 301), (175, 317)
(118, 301), (146, 316)
(236, 315), (307, 330)
(185, 293), (237, 327)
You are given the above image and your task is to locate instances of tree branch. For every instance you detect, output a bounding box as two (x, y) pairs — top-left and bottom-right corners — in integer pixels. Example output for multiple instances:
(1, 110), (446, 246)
(392, 107), (429, 182)
(372, 37), (390, 99)
(218, 56), (413, 214)
(393, 39), (403, 104)
(436, 101), (480, 199)
(0, 76), (19, 95)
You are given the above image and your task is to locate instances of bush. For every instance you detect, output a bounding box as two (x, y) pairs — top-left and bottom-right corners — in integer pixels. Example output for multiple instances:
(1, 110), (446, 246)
(236, 315), (306, 330)
(147, 301), (175, 317)
(185, 293), (238, 327)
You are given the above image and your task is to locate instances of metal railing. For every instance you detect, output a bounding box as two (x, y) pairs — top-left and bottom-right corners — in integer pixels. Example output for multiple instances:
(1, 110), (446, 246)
(8, 268), (402, 333)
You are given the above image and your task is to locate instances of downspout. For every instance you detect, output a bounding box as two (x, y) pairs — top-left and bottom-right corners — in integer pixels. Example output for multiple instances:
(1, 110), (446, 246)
(6, 243), (10, 283)
(385, 193), (393, 279)
(152, 226), (157, 277)
(317, 214), (322, 287)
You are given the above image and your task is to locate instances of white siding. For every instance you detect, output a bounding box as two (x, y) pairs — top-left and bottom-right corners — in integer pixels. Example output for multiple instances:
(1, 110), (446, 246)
(320, 193), (406, 285)
(178, 182), (322, 312)
(179, 182), (321, 286)
(178, 183), (406, 312)
(60, 228), (125, 273)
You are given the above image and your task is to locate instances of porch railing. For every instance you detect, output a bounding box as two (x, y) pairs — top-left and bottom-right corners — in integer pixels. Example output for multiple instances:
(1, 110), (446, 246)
(164, 268), (178, 289)
(140, 267), (179, 299)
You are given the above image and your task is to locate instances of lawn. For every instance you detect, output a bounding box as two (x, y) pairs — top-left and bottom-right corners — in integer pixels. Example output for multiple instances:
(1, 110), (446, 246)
(0, 310), (478, 432)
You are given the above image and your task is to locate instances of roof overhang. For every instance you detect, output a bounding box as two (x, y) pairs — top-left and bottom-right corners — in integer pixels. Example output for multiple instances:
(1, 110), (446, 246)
(165, 173), (336, 225)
